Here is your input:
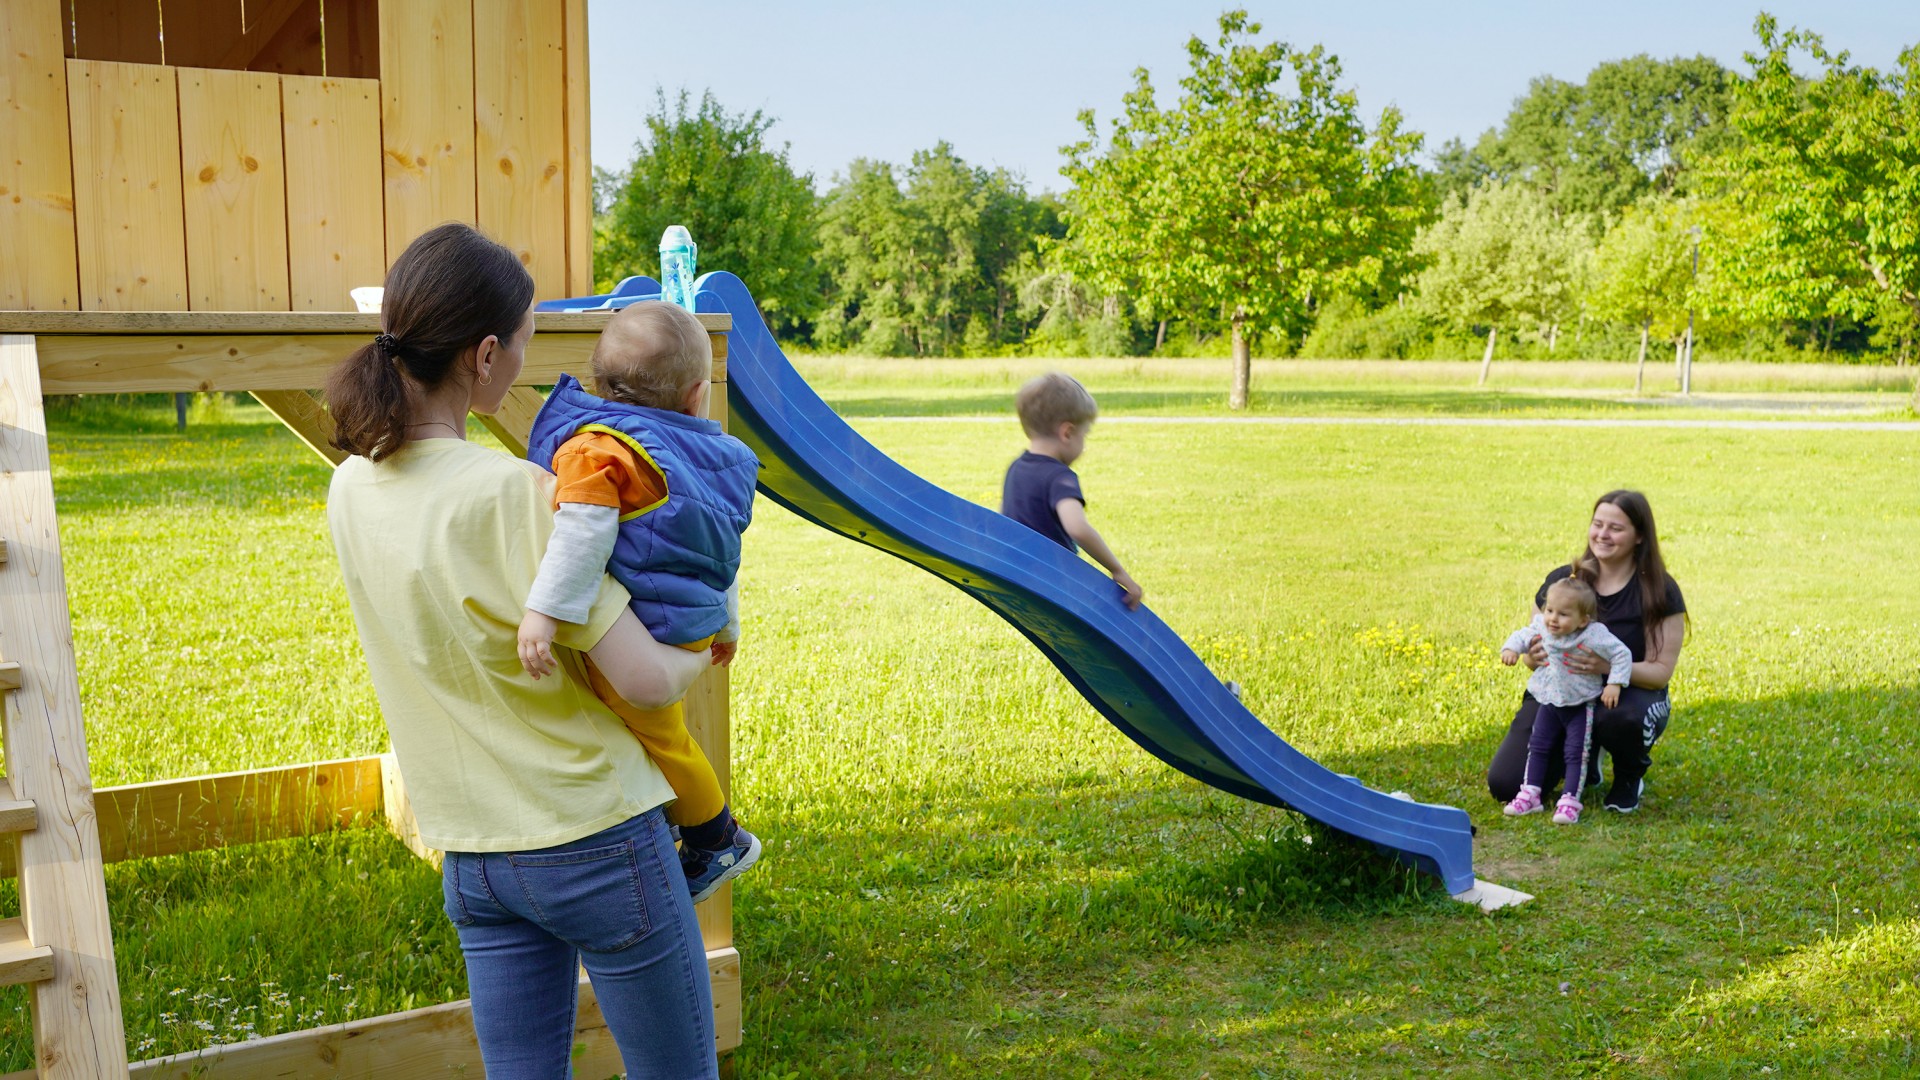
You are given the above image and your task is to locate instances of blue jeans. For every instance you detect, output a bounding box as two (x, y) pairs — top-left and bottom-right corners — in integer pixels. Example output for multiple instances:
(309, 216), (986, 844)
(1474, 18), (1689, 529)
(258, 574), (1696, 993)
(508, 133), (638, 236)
(441, 808), (717, 1079)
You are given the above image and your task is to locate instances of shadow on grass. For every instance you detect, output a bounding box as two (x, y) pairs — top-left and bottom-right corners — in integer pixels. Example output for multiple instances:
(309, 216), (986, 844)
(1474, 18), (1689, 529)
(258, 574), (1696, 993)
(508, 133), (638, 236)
(48, 426), (331, 514)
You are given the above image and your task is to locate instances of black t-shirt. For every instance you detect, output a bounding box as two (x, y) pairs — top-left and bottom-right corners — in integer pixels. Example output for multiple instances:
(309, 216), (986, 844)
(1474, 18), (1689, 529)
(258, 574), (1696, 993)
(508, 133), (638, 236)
(1535, 565), (1686, 662)
(1001, 451), (1084, 551)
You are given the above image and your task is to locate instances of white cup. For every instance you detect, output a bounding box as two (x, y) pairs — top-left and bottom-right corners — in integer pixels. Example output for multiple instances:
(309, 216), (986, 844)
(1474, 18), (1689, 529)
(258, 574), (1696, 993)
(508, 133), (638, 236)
(350, 286), (385, 314)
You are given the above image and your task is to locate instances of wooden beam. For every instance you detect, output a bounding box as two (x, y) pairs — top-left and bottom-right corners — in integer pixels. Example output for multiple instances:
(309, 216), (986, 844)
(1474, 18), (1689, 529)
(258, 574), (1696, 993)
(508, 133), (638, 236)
(0, 757), (386, 876)
(31, 335), (726, 397)
(249, 389), (348, 467)
(213, 0), (309, 70)
(0, 334), (129, 1078)
(0, 0), (81, 310)
(0, 661), (20, 690)
(0, 796), (37, 834)
(0, 310), (737, 334)
(0, 918), (55, 987)
(0, 950), (742, 1079)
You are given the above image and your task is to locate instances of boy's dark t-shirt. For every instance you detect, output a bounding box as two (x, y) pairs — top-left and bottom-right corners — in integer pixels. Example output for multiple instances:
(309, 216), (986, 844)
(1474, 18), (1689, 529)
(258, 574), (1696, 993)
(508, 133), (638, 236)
(1001, 451), (1084, 551)
(1535, 565), (1686, 662)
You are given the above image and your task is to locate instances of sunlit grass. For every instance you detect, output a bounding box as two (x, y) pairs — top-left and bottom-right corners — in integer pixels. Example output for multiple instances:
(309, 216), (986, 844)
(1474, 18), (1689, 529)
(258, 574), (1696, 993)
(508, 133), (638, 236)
(0, 389), (1913, 1076)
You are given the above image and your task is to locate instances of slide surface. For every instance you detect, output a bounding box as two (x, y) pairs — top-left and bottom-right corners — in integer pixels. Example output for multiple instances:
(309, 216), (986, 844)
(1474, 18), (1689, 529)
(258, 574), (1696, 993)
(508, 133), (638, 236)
(544, 273), (1480, 896)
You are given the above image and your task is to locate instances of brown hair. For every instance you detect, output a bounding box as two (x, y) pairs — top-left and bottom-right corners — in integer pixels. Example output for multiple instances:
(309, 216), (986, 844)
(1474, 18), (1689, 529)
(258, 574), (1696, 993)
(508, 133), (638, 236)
(326, 223), (535, 461)
(1571, 489), (1684, 650)
(1015, 371), (1098, 437)
(590, 301), (712, 411)
(1544, 577), (1598, 622)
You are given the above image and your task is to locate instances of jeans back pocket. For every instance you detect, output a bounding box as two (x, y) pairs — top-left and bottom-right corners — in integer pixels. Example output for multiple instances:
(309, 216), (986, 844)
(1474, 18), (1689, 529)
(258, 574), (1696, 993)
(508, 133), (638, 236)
(506, 841), (653, 953)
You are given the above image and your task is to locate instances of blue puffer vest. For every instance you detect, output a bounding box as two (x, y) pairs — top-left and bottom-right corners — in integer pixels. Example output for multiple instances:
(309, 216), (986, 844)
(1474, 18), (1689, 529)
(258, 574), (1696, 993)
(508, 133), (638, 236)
(527, 374), (760, 644)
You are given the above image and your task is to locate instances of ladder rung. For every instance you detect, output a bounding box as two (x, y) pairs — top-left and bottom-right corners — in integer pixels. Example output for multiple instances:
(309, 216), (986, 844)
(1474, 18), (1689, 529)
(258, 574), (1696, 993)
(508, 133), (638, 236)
(0, 537), (8, 563)
(0, 918), (54, 986)
(0, 797), (34, 834)
(0, 662), (18, 691)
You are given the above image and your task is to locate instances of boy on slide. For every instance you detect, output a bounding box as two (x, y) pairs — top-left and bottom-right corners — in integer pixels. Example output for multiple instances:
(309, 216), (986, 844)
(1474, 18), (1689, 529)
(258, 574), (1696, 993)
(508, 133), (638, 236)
(1000, 372), (1144, 609)
(517, 301), (762, 901)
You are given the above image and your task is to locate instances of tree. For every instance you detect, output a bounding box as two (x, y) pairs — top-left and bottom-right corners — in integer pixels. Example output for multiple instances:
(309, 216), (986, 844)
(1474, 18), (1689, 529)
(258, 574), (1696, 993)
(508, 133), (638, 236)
(1463, 56), (1734, 217)
(1412, 180), (1585, 381)
(596, 90), (818, 332)
(1713, 16), (1920, 389)
(1062, 10), (1426, 409)
(1587, 197), (1699, 393)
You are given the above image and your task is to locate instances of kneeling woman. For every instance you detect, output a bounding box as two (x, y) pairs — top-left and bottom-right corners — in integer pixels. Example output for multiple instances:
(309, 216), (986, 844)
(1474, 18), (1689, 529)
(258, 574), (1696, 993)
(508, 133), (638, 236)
(1486, 490), (1687, 813)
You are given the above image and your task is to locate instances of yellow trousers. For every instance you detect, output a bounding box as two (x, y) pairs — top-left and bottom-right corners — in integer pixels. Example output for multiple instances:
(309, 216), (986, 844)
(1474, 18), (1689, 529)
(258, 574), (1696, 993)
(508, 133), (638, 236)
(582, 638), (724, 828)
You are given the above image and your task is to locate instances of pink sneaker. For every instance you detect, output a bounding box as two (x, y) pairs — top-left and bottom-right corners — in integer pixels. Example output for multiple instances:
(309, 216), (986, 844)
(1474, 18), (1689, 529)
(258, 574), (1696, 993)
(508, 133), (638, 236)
(1552, 794), (1583, 825)
(1504, 787), (1544, 817)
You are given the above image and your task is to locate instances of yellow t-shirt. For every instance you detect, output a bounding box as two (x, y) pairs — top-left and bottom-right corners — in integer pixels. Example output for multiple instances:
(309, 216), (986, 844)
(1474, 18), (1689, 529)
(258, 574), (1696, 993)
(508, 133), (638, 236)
(327, 437), (676, 852)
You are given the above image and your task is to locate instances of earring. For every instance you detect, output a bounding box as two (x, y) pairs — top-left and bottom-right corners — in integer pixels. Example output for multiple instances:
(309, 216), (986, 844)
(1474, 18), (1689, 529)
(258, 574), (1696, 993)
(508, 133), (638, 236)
(478, 368), (494, 387)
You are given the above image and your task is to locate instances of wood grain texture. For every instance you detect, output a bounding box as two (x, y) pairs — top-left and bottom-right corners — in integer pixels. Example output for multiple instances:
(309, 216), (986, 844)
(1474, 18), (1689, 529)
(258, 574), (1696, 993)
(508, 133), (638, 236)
(379, 0), (477, 258)
(562, 0), (592, 296)
(0, 918), (55, 987)
(177, 68), (290, 311)
(248, 389), (347, 467)
(0, 311), (727, 334)
(0, 335), (130, 1078)
(34, 332), (602, 394)
(280, 76), (385, 310)
(474, 0), (569, 299)
(0, 0), (80, 310)
(66, 60), (188, 312)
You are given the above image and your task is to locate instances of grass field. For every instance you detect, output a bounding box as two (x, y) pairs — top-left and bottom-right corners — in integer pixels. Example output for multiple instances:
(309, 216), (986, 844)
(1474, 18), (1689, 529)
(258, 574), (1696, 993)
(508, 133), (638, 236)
(1, 371), (1916, 1077)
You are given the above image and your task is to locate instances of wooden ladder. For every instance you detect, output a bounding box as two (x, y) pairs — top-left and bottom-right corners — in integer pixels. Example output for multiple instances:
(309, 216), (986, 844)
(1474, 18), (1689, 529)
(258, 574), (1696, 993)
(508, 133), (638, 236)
(0, 335), (131, 1078)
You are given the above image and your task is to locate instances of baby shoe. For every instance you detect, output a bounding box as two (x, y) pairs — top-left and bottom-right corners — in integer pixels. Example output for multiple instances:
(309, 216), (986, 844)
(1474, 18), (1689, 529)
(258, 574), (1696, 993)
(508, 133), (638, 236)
(1503, 787), (1544, 817)
(1552, 794), (1583, 825)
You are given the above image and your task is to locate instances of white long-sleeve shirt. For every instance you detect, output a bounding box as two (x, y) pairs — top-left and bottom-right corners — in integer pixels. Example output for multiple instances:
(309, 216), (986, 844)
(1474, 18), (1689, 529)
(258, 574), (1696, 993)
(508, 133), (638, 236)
(1502, 616), (1632, 707)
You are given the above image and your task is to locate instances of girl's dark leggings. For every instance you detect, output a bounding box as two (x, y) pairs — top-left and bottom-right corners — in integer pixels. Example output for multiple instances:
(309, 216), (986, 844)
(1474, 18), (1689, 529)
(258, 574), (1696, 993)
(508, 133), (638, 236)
(1487, 687), (1671, 803)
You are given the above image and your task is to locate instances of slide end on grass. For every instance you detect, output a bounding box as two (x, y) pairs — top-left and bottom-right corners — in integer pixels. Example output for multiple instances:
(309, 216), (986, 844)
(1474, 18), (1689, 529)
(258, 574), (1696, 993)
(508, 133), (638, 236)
(1452, 879), (1534, 912)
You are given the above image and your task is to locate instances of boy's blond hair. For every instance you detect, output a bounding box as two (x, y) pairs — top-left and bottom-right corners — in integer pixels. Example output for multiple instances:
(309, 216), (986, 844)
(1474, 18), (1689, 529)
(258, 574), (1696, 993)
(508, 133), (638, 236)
(589, 301), (712, 411)
(1015, 372), (1098, 437)
(1545, 577), (1598, 622)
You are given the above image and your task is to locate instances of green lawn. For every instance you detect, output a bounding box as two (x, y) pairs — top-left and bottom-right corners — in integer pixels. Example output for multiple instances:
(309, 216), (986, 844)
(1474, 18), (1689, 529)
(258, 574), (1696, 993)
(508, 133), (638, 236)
(2, 386), (1916, 1077)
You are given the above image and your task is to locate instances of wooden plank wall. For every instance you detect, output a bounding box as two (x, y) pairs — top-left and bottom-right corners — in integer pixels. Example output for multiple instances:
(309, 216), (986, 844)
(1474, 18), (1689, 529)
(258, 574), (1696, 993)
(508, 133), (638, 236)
(281, 76), (385, 310)
(474, 0), (570, 299)
(0, 1), (80, 310)
(66, 60), (189, 311)
(378, 0), (476, 260)
(178, 68), (290, 310)
(563, 0), (593, 297)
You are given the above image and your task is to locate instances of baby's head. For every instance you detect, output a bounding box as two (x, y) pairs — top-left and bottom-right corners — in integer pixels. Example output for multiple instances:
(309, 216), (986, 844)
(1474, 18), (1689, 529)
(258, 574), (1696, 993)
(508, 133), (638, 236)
(590, 301), (713, 415)
(1016, 372), (1098, 464)
(1541, 578), (1598, 637)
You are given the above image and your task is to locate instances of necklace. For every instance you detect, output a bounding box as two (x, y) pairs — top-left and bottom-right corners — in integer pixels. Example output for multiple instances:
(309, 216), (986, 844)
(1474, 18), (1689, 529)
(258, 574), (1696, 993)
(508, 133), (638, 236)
(407, 421), (464, 438)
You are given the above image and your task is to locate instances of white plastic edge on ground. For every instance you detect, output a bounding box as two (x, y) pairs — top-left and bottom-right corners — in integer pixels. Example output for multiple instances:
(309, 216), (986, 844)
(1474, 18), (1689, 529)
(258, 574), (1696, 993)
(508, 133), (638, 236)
(1451, 879), (1534, 911)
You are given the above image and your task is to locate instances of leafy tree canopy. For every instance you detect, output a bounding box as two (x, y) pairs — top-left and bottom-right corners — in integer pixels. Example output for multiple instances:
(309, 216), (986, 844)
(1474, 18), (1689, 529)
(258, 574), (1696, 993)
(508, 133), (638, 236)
(596, 90), (819, 330)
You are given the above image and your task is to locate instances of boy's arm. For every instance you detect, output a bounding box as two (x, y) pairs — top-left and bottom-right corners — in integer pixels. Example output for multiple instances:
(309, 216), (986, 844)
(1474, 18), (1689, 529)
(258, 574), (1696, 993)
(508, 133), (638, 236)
(520, 503), (619, 678)
(1055, 498), (1144, 609)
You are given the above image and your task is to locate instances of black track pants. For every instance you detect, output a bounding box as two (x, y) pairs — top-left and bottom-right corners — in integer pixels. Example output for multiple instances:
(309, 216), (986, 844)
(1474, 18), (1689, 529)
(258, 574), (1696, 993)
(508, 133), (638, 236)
(1487, 687), (1671, 803)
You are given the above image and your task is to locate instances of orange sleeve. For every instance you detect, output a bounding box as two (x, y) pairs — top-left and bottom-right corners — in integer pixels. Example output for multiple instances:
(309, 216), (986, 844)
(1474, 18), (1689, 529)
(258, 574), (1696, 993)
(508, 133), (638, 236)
(550, 432), (668, 515)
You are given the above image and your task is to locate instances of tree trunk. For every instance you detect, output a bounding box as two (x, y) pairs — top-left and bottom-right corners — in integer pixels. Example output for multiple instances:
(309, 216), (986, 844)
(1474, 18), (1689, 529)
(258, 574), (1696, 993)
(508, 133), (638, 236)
(1673, 335), (1685, 387)
(1478, 326), (1498, 385)
(1548, 323), (1558, 352)
(1682, 328), (1695, 396)
(1634, 320), (1649, 396)
(1822, 314), (1836, 354)
(1155, 319), (1167, 352)
(1230, 310), (1251, 411)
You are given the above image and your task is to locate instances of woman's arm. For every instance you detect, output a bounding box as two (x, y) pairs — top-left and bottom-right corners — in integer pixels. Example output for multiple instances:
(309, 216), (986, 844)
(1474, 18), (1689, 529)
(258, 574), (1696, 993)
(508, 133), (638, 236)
(1629, 613), (1686, 690)
(585, 608), (709, 710)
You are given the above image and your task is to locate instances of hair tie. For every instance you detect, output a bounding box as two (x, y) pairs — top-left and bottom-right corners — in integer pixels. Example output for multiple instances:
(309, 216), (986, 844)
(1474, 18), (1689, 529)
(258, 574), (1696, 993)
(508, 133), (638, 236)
(374, 332), (400, 357)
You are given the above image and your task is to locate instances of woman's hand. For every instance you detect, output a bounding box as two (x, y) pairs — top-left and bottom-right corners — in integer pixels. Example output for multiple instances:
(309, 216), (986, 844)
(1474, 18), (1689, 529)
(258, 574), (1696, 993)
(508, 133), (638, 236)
(1522, 636), (1548, 670)
(1561, 645), (1612, 677)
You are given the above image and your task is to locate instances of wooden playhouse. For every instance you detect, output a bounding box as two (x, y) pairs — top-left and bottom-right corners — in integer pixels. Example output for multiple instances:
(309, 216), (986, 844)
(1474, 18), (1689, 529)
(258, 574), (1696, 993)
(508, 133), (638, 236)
(0, 0), (744, 1074)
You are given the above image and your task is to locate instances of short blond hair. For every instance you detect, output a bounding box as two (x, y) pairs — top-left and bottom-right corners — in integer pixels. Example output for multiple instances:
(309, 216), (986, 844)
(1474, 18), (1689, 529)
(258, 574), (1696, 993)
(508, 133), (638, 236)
(589, 301), (712, 410)
(1015, 371), (1098, 437)
(1545, 577), (1598, 622)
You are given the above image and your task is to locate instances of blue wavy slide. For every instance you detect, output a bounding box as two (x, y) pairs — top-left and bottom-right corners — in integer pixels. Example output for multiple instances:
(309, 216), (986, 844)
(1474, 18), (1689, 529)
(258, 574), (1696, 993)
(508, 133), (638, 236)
(540, 273), (1527, 909)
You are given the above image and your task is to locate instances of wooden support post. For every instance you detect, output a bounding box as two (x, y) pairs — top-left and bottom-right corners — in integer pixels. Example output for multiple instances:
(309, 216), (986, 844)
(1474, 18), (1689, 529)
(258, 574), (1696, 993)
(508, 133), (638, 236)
(0, 335), (130, 1079)
(249, 389), (348, 467)
(471, 385), (547, 457)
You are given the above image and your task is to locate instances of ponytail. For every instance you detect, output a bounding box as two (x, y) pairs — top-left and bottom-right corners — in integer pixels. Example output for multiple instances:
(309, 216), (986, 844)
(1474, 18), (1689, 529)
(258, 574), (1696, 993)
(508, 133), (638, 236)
(326, 223), (536, 461)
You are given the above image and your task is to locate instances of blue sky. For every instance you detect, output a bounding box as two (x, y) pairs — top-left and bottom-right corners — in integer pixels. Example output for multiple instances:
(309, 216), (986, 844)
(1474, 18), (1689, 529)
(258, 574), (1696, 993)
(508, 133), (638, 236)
(586, 1), (1917, 192)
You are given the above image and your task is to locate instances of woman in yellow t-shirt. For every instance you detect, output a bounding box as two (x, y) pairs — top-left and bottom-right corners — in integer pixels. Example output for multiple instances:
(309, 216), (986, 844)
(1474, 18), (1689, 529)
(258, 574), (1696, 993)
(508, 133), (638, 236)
(325, 223), (720, 1079)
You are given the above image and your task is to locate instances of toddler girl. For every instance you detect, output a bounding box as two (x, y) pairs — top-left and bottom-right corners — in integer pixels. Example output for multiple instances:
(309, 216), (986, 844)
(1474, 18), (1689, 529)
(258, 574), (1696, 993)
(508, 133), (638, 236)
(1499, 577), (1632, 824)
